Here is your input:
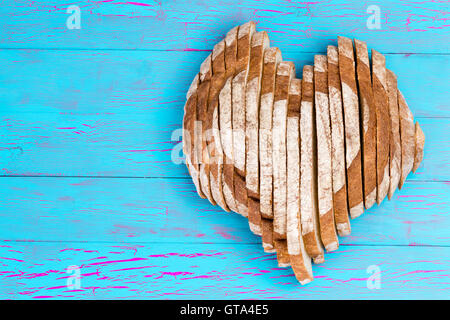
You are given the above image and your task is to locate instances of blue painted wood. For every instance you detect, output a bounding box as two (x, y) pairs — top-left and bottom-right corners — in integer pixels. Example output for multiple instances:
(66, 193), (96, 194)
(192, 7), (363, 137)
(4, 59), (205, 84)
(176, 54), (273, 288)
(1, 0), (448, 53)
(0, 51), (448, 117)
(0, 242), (448, 299)
(1, 0), (448, 299)
(0, 115), (446, 180)
(0, 178), (448, 246)
(0, 51), (448, 178)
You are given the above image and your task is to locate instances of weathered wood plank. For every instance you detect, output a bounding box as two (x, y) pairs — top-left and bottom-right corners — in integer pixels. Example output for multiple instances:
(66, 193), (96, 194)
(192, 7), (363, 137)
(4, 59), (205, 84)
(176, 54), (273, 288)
(0, 178), (448, 246)
(0, 242), (448, 299)
(0, 115), (446, 180)
(1, 0), (448, 53)
(0, 50), (448, 117)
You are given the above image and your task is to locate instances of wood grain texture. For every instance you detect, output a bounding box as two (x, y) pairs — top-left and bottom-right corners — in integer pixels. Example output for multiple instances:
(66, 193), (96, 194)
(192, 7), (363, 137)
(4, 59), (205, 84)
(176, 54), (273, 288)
(1, 0), (449, 53)
(2, 115), (445, 180)
(1, 51), (448, 117)
(0, 0), (448, 299)
(0, 242), (448, 299)
(0, 178), (447, 247)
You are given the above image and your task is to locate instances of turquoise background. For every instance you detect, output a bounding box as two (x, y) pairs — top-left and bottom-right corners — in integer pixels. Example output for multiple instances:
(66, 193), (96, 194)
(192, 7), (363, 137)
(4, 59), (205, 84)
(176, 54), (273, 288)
(0, 0), (448, 299)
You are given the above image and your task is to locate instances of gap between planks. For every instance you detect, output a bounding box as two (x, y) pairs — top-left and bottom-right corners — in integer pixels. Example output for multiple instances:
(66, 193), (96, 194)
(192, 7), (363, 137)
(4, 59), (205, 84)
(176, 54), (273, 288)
(0, 47), (449, 55)
(0, 176), (445, 182)
(1, 239), (449, 248)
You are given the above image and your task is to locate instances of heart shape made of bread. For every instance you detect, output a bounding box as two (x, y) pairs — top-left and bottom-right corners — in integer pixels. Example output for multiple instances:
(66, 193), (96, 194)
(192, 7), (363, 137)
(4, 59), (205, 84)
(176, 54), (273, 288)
(182, 21), (425, 284)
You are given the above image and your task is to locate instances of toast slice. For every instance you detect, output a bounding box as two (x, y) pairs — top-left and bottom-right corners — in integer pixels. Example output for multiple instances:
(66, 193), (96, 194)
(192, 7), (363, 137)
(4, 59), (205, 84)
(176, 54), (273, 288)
(354, 39), (377, 209)
(372, 49), (390, 205)
(314, 55), (339, 252)
(337, 36), (364, 218)
(232, 21), (256, 217)
(220, 26), (239, 213)
(245, 31), (270, 235)
(386, 69), (401, 200)
(327, 46), (351, 236)
(197, 54), (216, 205)
(273, 61), (295, 240)
(300, 65), (325, 264)
(208, 39), (229, 211)
(259, 47), (282, 219)
(398, 90), (415, 188)
(287, 78), (314, 283)
(413, 122), (425, 173)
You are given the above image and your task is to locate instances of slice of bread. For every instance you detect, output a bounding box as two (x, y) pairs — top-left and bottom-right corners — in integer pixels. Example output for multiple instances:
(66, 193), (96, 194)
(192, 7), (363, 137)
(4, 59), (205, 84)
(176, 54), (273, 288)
(232, 21), (256, 217)
(337, 36), (364, 218)
(245, 31), (270, 236)
(327, 45), (351, 236)
(273, 61), (295, 240)
(354, 39), (377, 209)
(197, 54), (216, 205)
(398, 90), (415, 188)
(183, 74), (205, 199)
(314, 55), (339, 252)
(287, 78), (314, 283)
(413, 122), (425, 173)
(220, 26), (239, 213)
(372, 49), (390, 205)
(386, 69), (401, 200)
(259, 47), (282, 219)
(272, 61), (295, 268)
(208, 39), (229, 211)
(258, 47), (281, 253)
(300, 65), (325, 263)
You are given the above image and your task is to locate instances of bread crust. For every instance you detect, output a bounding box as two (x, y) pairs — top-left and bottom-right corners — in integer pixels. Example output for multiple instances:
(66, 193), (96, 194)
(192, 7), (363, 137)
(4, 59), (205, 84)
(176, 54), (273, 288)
(314, 55), (339, 252)
(398, 90), (415, 188)
(300, 65), (324, 263)
(261, 217), (276, 252)
(355, 39), (377, 209)
(327, 45), (351, 236)
(386, 69), (401, 200)
(274, 239), (291, 267)
(372, 49), (390, 205)
(338, 36), (364, 219)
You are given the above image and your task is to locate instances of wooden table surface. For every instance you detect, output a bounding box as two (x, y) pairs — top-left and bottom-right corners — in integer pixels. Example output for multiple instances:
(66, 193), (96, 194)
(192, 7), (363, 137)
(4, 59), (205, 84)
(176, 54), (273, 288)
(0, 0), (449, 299)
